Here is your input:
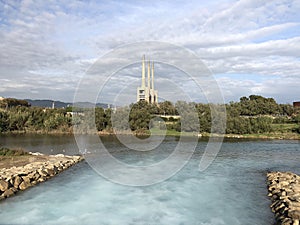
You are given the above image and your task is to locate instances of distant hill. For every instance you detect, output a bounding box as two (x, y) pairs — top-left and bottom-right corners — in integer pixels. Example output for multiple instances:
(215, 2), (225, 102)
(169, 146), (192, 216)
(25, 99), (71, 108)
(25, 99), (111, 109)
(74, 102), (110, 109)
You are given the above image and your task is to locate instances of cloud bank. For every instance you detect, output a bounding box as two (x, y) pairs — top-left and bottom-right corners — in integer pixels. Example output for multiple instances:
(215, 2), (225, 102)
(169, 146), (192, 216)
(0, 0), (299, 103)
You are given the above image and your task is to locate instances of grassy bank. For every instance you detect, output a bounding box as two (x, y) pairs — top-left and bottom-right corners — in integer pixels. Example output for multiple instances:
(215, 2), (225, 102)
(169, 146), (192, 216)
(1, 127), (300, 140)
(223, 132), (300, 140)
(100, 128), (300, 140)
(0, 147), (29, 156)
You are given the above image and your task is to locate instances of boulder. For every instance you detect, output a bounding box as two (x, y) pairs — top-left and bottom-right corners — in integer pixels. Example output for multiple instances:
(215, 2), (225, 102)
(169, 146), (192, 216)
(37, 169), (48, 177)
(38, 177), (46, 182)
(21, 176), (31, 184)
(27, 171), (37, 179)
(13, 176), (23, 189)
(0, 180), (9, 192)
(7, 177), (14, 186)
(282, 218), (293, 225)
(2, 188), (15, 198)
(53, 166), (59, 174)
(45, 168), (55, 176)
(32, 172), (40, 180)
(27, 171), (40, 181)
(19, 181), (31, 191)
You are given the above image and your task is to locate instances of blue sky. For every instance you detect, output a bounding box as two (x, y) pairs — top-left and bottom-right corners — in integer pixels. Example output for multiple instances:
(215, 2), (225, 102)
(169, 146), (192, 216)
(0, 0), (300, 104)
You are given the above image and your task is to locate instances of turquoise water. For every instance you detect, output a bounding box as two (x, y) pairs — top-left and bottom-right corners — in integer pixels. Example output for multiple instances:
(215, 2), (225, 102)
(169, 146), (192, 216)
(0, 135), (299, 224)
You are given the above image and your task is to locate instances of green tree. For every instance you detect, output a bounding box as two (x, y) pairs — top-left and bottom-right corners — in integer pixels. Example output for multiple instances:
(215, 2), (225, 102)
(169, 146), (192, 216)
(8, 109), (30, 131)
(292, 113), (300, 123)
(111, 107), (130, 130)
(95, 107), (106, 131)
(26, 107), (47, 130)
(105, 108), (112, 129)
(159, 101), (177, 115)
(239, 95), (280, 116)
(249, 117), (273, 133)
(129, 101), (151, 130)
(0, 111), (9, 132)
(43, 109), (71, 131)
(175, 101), (199, 132)
(226, 117), (250, 134)
(196, 103), (211, 133)
(0, 98), (30, 108)
(278, 104), (294, 116)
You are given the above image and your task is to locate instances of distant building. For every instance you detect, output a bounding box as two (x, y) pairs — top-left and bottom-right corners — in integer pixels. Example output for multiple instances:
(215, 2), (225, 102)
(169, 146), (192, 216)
(0, 97), (4, 101)
(66, 111), (85, 117)
(293, 102), (300, 108)
(136, 55), (158, 104)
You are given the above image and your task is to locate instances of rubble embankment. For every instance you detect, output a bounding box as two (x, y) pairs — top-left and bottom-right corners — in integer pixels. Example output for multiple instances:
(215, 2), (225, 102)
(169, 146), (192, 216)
(0, 153), (83, 200)
(267, 172), (300, 225)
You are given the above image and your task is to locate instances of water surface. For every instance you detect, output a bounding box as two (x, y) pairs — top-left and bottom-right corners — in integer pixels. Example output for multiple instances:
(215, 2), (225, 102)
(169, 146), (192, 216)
(0, 134), (299, 224)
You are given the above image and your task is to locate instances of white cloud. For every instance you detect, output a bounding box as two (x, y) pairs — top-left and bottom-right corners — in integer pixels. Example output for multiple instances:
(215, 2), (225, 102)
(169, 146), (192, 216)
(217, 75), (300, 103)
(200, 37), (300, 59)
(0, 0), (299, 103)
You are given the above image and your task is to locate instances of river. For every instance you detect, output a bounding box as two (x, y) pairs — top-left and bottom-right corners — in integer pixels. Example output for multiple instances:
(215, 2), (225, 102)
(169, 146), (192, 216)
(0, 134), (299, 224)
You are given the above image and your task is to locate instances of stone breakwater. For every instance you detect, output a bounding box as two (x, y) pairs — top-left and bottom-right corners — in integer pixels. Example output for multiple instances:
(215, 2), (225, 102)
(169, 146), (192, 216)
(267, 172), (300, 225)
(0, 154), (83, 200)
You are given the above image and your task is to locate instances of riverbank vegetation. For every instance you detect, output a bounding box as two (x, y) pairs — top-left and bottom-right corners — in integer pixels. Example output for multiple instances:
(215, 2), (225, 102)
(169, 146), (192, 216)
(0, 95), (300, 138)
(0, 147), (29, 156)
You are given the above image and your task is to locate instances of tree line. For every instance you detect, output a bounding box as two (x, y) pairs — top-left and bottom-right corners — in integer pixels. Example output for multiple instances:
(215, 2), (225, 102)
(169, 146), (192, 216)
(0, 95), (299, 134)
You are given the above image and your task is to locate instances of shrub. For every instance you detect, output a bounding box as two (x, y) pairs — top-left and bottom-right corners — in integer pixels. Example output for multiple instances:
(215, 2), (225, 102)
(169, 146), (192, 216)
(0, 147), (29, 156)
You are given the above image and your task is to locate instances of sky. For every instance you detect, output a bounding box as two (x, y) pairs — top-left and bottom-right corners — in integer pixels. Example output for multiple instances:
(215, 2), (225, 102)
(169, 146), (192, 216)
(0, 0), (300, 104)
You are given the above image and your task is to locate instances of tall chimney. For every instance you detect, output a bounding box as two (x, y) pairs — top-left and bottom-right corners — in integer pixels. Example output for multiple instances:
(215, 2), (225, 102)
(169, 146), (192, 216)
(147, 60), (150, 88)
(142, 55), (145, 88)
(151, 62), (154, 90)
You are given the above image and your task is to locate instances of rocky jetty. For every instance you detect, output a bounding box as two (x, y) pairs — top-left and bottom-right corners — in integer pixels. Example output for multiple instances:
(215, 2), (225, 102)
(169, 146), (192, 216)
(267, 172), (300, 225)
(0, 154), (83, 200)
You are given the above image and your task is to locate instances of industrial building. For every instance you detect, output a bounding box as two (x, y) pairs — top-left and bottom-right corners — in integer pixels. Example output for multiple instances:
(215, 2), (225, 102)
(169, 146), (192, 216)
(136, 55), (158, 104)
(293, 102), (300, 108)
